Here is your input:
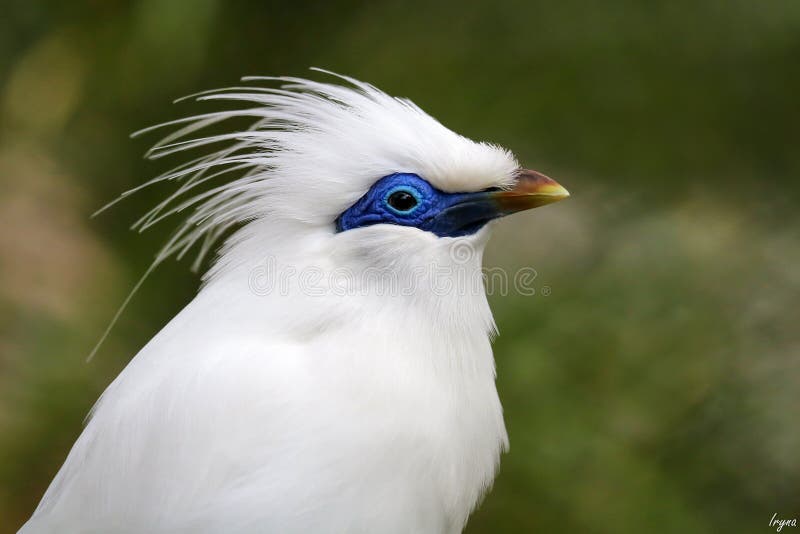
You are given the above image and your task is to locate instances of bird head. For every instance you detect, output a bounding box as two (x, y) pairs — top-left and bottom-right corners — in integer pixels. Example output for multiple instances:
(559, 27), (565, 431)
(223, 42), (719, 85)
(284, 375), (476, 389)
(124, 70), (568, 288)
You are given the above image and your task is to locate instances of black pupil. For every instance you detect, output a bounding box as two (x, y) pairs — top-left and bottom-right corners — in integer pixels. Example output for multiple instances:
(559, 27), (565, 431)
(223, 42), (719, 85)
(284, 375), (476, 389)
(388, 190), (418, 212)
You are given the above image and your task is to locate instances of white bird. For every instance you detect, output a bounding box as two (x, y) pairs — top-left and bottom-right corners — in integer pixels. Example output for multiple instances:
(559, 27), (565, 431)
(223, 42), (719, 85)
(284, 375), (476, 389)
(21, 71), (568, 534)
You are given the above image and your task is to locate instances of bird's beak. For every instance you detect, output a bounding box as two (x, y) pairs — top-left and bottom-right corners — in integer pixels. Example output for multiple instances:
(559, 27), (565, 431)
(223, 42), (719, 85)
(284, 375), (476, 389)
(425, 169), (569, 237)
(489, 169), (570, 215)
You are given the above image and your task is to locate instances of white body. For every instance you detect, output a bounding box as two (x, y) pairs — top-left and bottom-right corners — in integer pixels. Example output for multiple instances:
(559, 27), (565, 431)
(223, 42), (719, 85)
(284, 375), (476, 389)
(22, 73), (521, 533)
(22, 224), (507, 533)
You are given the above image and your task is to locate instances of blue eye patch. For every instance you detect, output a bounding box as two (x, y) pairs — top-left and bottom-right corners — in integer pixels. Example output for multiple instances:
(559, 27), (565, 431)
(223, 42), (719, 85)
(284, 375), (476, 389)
(335, 173), (505, 238)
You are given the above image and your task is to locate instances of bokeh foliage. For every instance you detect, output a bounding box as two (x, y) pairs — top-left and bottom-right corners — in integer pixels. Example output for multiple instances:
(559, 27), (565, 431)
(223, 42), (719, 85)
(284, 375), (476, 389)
(1, 1), (798, 532)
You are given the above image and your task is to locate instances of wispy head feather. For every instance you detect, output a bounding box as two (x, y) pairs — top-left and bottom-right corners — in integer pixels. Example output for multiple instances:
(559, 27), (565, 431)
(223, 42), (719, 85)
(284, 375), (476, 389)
(100, 69), (519, 273)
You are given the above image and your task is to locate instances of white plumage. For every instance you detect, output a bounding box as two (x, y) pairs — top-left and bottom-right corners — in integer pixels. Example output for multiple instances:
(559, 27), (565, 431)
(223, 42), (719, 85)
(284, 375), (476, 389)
(21, 71), (567, 533)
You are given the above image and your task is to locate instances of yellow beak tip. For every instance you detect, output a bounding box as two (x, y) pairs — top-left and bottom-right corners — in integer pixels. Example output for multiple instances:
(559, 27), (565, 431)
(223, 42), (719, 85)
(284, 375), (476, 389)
(540, 184), (570, 201)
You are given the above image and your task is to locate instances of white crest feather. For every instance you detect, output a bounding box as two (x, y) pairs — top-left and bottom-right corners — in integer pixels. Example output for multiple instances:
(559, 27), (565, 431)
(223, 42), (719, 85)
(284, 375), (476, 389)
(98, 68), (518, 273)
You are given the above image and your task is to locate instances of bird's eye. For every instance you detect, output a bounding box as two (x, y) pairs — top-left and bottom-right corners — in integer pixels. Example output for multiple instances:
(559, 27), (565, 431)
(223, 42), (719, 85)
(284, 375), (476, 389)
(385, 188), (420, 214)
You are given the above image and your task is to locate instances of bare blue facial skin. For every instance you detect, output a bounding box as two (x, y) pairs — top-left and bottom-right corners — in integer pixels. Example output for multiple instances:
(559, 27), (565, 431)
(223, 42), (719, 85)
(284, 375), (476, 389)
(336, 173), (504, 238)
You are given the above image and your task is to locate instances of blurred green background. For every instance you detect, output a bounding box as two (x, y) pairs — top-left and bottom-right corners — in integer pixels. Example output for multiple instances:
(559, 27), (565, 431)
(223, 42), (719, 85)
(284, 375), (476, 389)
(1, 1), (799, 532)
